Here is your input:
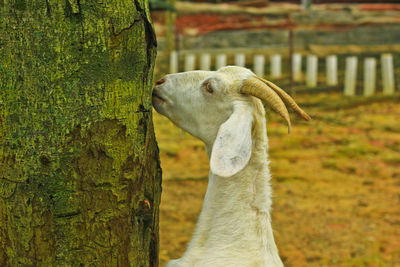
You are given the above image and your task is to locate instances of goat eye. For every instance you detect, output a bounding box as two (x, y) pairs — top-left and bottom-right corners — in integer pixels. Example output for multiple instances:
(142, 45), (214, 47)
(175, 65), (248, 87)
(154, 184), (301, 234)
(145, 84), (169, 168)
(205, 82), (214, 94)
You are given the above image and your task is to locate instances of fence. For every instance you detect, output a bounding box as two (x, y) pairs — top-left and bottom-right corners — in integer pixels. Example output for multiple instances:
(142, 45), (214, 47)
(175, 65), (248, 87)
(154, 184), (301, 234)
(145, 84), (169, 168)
(169, 51), (397, 97)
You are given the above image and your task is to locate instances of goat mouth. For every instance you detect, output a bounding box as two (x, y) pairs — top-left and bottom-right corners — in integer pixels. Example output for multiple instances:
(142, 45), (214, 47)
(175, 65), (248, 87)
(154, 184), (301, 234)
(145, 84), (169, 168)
(152, 90), (165, 103)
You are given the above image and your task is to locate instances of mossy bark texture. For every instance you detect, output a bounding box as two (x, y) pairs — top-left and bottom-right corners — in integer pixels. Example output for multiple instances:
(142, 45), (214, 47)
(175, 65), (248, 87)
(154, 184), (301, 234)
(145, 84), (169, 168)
(0, 0), (161, 266)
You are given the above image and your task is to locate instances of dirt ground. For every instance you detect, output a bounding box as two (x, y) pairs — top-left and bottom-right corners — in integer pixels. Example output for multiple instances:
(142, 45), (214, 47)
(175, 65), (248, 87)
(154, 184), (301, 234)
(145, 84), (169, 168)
(153, 92), (400, 267)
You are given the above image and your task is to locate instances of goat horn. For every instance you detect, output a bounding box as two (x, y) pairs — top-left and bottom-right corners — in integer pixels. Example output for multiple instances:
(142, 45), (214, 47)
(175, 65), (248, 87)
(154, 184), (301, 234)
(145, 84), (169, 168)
(255, 76), (312, 122)
(241, 76), (292, 133)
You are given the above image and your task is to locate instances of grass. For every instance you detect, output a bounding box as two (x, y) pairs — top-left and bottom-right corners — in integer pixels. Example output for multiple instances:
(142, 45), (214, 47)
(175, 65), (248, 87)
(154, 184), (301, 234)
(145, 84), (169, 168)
(154, 92), (400, 266)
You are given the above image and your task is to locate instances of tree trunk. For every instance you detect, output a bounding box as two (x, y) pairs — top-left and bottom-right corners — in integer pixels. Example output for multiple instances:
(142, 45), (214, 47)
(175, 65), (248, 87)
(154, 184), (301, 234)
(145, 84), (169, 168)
(0, 0), (161, 266)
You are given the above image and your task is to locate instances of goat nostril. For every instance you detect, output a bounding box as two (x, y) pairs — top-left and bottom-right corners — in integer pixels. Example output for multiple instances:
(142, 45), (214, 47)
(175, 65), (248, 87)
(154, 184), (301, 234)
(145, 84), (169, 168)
(155, 78), (166, 86)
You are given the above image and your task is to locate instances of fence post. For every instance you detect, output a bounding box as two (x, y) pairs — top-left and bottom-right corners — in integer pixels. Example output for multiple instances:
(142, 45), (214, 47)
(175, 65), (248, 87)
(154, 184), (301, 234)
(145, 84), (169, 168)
(344, 57), (358, 96)
(306, 54), (318, 87)
(302, 0), (311, 10)
(184, 54), (196, 71)
(363, 57), (376, 97)
(170, 50), (179, 73)
(216, 54), (227, 69)
(270, 54), (282, 79)
(381, 54), (395, 95)
(292, 53), (302, 82)
(253, 55), (265, 77)
(200, 54), (211, 71)
(326, 55), (338, 86)
(234, 53), (246, 67)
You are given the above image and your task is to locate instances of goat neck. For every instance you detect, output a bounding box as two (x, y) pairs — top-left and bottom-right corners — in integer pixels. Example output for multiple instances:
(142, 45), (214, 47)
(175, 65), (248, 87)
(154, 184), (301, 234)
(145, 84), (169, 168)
(178, 99), (283, 267)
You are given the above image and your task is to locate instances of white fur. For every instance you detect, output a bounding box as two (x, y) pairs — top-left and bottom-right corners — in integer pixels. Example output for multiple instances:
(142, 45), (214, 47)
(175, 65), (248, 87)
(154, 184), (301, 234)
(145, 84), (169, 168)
(153, 66), (284, 267)
(210, 102), (253, 177)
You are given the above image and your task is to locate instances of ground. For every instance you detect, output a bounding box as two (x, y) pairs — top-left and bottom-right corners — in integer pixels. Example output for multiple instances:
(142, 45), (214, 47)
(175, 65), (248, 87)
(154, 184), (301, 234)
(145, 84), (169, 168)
(153, 92), (400, 267)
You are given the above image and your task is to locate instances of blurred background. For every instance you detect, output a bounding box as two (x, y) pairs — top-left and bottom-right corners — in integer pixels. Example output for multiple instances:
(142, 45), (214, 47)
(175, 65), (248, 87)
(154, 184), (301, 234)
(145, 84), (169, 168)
(150, 0), (400, 266)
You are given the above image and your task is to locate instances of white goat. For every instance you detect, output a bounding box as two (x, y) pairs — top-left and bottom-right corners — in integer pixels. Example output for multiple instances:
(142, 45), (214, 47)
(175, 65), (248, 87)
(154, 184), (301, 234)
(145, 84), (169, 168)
(152, 66), (311, 267)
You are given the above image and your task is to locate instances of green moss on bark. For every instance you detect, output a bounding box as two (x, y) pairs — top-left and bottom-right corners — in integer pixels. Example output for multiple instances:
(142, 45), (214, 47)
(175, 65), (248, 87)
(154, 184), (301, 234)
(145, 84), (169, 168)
(0, 0), (161, 266)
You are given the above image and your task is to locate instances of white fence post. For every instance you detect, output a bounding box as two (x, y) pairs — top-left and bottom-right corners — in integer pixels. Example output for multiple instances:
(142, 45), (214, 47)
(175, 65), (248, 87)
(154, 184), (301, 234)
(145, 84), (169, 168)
(326, 55), (338, 86)
(270, 54), (282, 79)
(234, 53), (246, 67)
(253, 55), (265, 77)
(363, 57), (376, 97)
(184, 54), (196, 71)
(292, 53), (302, 82)
(381, 54), (395, 95)
(306, 55), (318, 87)
(344, 57), (358, 96)
(216, 54), (227, 69)
(200, 54), (211, 71)
(170, 50), (179, 73)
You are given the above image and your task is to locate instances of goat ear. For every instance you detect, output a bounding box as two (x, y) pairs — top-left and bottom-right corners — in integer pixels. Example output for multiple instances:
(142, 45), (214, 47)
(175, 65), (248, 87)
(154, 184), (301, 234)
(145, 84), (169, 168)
(210, 105), (253, 177)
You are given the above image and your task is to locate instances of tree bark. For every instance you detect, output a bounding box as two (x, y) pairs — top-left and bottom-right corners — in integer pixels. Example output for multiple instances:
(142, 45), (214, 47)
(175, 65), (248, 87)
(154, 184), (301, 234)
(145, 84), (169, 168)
(0, 0), (161, 266)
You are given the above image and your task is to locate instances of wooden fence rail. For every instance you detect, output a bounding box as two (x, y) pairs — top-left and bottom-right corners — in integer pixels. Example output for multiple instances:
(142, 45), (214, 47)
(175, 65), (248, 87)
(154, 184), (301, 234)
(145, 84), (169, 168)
(169, 51), (397, 96)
